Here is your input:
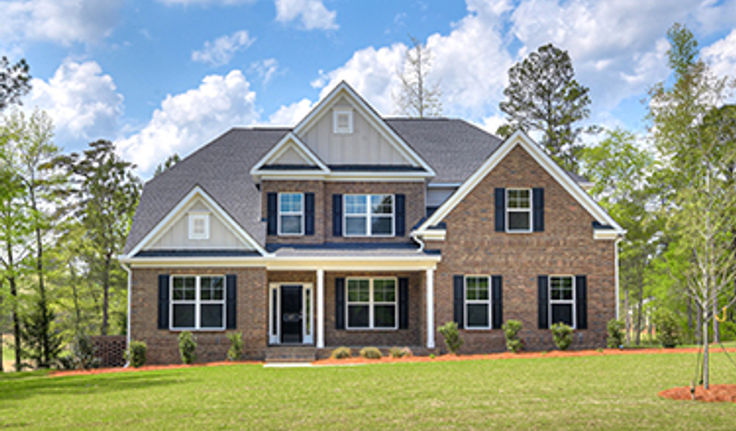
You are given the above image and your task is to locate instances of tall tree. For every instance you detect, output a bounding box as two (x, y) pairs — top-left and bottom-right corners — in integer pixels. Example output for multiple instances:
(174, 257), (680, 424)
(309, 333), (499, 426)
(649, 23), (736, 389)
(394, 36), (442, 118)
(0, 56), (31, 111)
(56, 140), (141, 335)
(500, 43), (592, 173)
(154, 153), (181, 177)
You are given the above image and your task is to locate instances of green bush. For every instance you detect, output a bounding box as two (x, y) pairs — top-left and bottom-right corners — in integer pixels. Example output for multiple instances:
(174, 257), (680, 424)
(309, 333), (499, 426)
(128, 341), (147, 368)
(359, 347), (382, 359)
(719, 320), (736, 342)
(330, 346), (351, 359)
(438, 321), (463, 354)
(606, 319), (625, 348)
(653, 309), (681, 348)
(178, 331), (197, 364)
(70, 333), (99, 370)
(226, 332), (243, 361)
(389, 346), (413, 358)
(550, 323), (573, 350)
(502, 319), (524, 353)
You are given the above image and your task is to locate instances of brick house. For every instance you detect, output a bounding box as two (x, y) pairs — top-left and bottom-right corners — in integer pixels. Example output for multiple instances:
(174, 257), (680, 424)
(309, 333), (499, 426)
(120, 82), (624, 363)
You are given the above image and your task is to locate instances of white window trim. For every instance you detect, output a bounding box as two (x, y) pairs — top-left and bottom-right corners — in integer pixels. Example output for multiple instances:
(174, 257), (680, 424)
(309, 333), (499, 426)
(170, 275), (226, 331)
(268, 282), (314, 345)
(188, 213), (210, 240)
(343, 194), (395, 237)
(464, 275), (492, 330)
(505, 188), (533, 233)
(345, 277), (398, 330)
(277, 192), (305, 236)
(333, 108), (354, 134)
(548, 275), (576, 329)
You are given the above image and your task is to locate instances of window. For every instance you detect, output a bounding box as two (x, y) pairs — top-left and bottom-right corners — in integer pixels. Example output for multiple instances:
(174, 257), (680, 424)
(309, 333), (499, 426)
(550, 276), (575, 327)
(346, 278), (397, 329)
(344, 194), (394, 236)
(171, 275), (225, 330)
(506, 188), (532, 232)
(333, 109), (353, 134)
(188, 213), (210, 240)
(278, 193), (304, 235)
(465, 276), (491, 329)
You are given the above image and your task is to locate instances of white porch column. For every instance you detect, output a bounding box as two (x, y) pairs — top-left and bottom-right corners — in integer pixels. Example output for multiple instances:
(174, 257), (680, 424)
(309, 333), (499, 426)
(426, 268), (435, 349)
(316, 269), (325, 348)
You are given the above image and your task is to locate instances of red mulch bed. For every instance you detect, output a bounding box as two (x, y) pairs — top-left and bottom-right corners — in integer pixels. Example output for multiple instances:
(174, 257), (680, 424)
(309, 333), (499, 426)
(49, 360), (260, 378)
(313, 346), (736, 366)
(659, 385), (736, 403)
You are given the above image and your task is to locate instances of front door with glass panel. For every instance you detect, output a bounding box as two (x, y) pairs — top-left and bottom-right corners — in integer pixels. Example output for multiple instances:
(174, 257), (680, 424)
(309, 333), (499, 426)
(269, 283), (313, 345)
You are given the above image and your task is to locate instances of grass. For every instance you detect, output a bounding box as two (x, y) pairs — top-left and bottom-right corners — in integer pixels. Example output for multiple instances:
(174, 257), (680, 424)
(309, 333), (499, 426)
(1, 352), (736, 430)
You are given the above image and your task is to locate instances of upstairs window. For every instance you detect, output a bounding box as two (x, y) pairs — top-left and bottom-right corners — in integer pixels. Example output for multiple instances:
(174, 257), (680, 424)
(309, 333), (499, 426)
(344, 194), (394, 237)
(506, 188), (532, 232)
(333, 109), (353, 134)
(188, 213), (210, 240)
(278, 193), (304, 235)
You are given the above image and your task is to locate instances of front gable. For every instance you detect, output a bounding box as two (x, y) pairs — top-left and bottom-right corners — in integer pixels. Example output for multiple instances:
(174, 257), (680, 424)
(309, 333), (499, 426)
(250, 132), (329, 178)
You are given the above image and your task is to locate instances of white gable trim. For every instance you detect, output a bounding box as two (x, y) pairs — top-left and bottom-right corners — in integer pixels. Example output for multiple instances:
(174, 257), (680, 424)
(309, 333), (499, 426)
(413, 130), (624, 235)
(124, 186), (269, 258)
(250, 132), (330, 175)
(293, 81), (436, 177)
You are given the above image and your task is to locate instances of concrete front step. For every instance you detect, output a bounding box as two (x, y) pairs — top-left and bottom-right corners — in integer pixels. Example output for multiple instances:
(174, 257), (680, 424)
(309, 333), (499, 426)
(265, 346), (317, 363)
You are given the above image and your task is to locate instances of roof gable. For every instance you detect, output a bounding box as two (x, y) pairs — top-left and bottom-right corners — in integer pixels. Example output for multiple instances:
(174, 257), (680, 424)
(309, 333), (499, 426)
(413, 130), (624, 235)
(250, 132), (329, 176)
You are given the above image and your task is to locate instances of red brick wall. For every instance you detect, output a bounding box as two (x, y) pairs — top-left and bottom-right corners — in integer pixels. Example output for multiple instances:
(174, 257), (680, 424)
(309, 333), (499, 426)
(130, 267), (268, 363)
(428, 145), (616, 353)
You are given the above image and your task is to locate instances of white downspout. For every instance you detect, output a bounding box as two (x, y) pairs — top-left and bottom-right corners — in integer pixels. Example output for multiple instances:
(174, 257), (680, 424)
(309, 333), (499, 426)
(410, 232), (425, 252)
(120, 261), (132, 368)
(614, 237), (622, 321)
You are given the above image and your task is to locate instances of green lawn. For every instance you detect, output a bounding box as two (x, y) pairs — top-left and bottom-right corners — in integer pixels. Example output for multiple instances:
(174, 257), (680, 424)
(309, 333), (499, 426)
(2, 352), (736, 430)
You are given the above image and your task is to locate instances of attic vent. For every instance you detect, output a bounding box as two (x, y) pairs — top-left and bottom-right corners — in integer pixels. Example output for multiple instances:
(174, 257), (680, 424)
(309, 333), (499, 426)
(333, 109), (353, 134)
(188, 213), (210, 240)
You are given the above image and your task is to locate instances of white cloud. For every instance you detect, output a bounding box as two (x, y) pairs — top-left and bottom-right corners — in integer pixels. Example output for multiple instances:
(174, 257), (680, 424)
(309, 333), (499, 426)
(0, 0), (123, 45)
(268, 98), (314, 125)
(702, 28), (736, 81)
(117, 70), (260, 173)
(249, 58), (279, 85)
(191, 30), (255, 66)
(478, 114), (506, 135)
(274, 0), (338, 30)
(26, 59), (124, 142)
(157, 0), (254, 5)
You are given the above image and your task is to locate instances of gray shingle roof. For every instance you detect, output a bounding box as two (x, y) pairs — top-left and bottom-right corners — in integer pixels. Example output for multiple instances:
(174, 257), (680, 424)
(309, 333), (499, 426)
(124, 119), (587, 254)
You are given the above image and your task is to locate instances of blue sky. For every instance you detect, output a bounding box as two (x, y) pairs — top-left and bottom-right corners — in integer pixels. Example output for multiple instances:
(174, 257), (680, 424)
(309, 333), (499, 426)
(3, 0), (735, 177)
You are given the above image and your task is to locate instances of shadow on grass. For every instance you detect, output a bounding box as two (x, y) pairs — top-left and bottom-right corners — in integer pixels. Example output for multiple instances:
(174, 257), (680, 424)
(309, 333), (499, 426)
(0, 372), (185, 407)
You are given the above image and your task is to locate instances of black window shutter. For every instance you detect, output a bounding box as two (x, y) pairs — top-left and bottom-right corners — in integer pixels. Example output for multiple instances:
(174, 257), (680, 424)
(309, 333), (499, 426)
(538, 275), (549, 329)
(305, 193), (315, 236)
(494, 188), (505, 232)
(492, 275), (503, 329)
(453, 275), (464, 329)
(395, 194), (406, 237)
(575, 275), (587, 329)
(335, 277), (345, 329)
(267, 192), (277, 235)
(533, 187), (544, 232)
(332, 194), (343, 237)
(226, 274), (237, 329)
(399, 277), (409, 329)
(158, 274), (169, 330)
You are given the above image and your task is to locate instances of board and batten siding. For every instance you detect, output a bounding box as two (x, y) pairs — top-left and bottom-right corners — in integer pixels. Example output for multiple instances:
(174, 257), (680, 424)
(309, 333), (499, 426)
(149, 199), (251, 250)
(271, 143), (317, 166)
(300, 96), (414, 166)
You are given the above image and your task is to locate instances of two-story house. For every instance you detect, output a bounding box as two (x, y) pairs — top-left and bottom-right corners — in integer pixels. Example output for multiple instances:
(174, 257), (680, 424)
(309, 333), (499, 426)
(120, 82), (624, 363)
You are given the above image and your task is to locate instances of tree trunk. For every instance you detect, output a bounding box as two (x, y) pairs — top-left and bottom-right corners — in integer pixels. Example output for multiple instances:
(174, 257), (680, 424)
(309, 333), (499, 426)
(703, 309), (710, 390)
(68, 262), (81, 333)
(6, 240), (22, 372)
(101, 252), (111, 335)
(30, 188), (51, 368)
(696, 303), (702, 344)
(712, 298), (720, 344)
(624, 289), (631, 344)
(635, 280), (644, 346)
(687, 297), (694, 343)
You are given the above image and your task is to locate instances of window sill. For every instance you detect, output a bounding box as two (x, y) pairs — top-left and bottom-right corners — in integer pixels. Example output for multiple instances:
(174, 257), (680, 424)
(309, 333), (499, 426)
(168, 328), (227, 332)
(344, 327), (400, 332)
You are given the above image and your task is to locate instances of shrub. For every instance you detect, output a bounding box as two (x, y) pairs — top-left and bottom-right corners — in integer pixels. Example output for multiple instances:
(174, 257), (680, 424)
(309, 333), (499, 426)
(502, 319), (524, 353)
(330, 346), (351, 359)
(653, 309), (681, 348)
(226, 332), (243, 361)
(389, 346), (413, 358)
(128, 341), (147, 368)
(429, 353), (435, 359)
(178, 331), (197, 364)
(719, 320), (736, 342)
(70, 333), (99, 370)
(550, 323), (573, 350)
(360, 347), (382, 359)
(438, 321), (463, 354)
(606, 319), (625, 348)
